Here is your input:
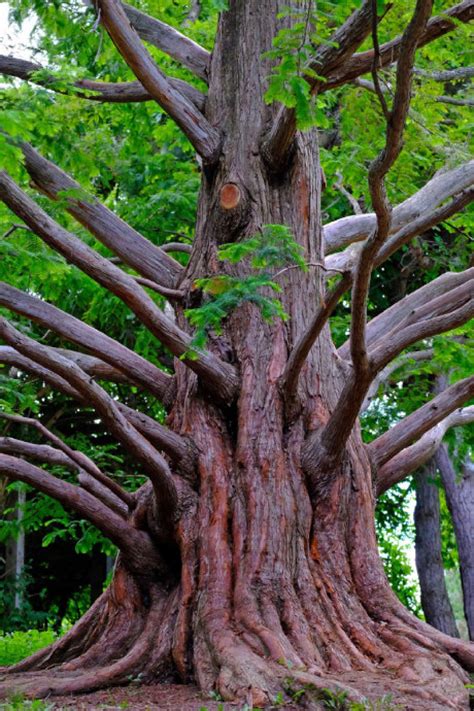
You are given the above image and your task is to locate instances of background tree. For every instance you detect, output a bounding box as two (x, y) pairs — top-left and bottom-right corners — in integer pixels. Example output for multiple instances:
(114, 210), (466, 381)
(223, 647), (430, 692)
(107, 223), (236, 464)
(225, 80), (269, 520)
(0, 0), (473, 708)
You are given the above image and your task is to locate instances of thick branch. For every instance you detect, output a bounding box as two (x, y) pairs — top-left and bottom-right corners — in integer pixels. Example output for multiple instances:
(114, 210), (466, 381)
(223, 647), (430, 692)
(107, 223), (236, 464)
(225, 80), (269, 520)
(323, 161), (474, 254)
(0, 412), (133, 508)
(0, 172), (239, 403)
(282, 273), (351, 400)
(0, 437), (128, 516)
(0, 54), (205, 108)
(97, 0), (220, 161)
(0, 281), (174, 403)
(262, 1), (372, 170)
(414, 65), (474, 83)
(369, 376), (474, 467)
(122, 2), (210, 81)
(0, 454), (157, 566)
(0, 346), (195, 473)
(21, 142), (183, 289)
(377, 406), (474, 495)
(338, 268), (474, 360)
(369, 280), (474, 372)
(323, 2), (474, 92)
(0, 318), (179, 524)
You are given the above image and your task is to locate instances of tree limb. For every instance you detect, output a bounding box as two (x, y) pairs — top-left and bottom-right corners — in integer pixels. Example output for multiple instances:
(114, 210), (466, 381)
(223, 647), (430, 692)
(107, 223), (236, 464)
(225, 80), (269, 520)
(282, 272), (351, 401)
(369, 376), (474, 468)
(0, 454), (159, 567)
(97, 0), (220, 161)
(0, 172), (239, 403)
(323, 161), (474, 255)
(338, 268), (474, 361)
(0, 436), (128, 517)
(303, 1), (434, 474)
(414, 65), (474, 83)
(0, 54), (205, 109)
(261, 0), (373, 170)
(122, 2), (210, 81)
(0, 281), (175, 404)
(0, 318), (179, 525)
(0, 412), (133, 508)
(323, 1), (474, 92)
(369, 280), (474, 372)
(0, 346), (196, 474)
(376, 406), (474, 495)
(20, 142), (183, 289)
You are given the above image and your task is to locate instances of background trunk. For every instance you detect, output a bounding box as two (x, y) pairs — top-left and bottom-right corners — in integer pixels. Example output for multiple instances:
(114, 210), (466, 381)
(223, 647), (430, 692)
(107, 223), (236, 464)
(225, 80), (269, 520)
(437, 444), (474, 641)
(414, 460), (459, 637)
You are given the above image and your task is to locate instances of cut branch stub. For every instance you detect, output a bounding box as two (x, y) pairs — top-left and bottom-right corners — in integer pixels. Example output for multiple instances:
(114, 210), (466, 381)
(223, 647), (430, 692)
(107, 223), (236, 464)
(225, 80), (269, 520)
(219, 183), (242, 210)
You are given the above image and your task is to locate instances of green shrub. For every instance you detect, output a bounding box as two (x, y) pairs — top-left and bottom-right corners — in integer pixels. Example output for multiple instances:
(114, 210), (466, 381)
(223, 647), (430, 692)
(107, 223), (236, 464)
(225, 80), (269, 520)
(0, 629), (56, 666)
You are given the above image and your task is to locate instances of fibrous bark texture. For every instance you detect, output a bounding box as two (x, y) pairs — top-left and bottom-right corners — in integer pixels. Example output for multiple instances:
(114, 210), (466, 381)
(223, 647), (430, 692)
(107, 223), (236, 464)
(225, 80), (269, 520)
(414, 460), (460, 638)
(1, 0), (474, 709)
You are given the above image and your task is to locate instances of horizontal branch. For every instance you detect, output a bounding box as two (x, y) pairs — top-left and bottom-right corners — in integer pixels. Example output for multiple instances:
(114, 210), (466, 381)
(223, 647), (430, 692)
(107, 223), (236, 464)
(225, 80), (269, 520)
(0, 346), (195, 473)
(369, 376), (474, 468)
(0, 454), (158, 566)
(369, 279), (474, 371)
(21, 142), (183, 289)
(122, 2), (210, 81)
(0, 281), (175, 404)
(323, 160), (474, 254)
(97, 0), (220, 161)
(0, 318), (179, 523)
(0, 172), (239, 403)
(338, 268), (474, 360)
(0, 54), (205, 109)
(0, 436), (128, 517)
(376, 406), (474, 495)
(323, 1), (474, 92)
(0, 412), (133, 508)
(414, 65), (474, 83)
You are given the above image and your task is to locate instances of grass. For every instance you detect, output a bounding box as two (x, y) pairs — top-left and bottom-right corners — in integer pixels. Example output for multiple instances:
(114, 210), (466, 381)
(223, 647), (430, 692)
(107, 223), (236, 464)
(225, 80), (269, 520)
(0, 630), (56, 667)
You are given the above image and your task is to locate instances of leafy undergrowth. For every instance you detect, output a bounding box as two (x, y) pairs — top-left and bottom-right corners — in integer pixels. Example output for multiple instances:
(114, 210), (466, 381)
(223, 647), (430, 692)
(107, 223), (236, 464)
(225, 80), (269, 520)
(0, 630), (56, 667)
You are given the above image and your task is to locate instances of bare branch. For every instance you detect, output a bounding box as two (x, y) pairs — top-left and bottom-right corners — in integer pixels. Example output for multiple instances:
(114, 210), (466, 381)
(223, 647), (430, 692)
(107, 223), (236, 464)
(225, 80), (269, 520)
(0, 281), (175, 404)
(369, 376), (474, 468)
(339, 268), (474, 361)
(414, 66), (474, 83)
(376, 406), (474, 495)
(21, 142), (183, 289)
(323, 2), (474, 92)
(0, 54), (205, 108)
(97, 0), (220, 161)
(0, 172), (239, 403)
(436, 95), (474, 107)
(160, 242), (192, 255)
(334, 173), (363, 215)
(262, 1), (373, 170)
(0, 412), (133, 508)
(282, 273), (351, 401)
(369, 280), (474, 372)
(0, 436), (128, 516)
(323, 161), (474, 255)
(0, 318), (179, 523)
(0, 454), (158, 566)
(0, 346), (196, 473)
(122, 2), (210, 81)
(361, 348), (433, 412)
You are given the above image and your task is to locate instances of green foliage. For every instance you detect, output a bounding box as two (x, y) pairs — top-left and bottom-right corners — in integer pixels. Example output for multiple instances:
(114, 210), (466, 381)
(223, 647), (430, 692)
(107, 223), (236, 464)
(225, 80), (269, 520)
(0, 629), (56, 667)
(184, 224), (303, 354)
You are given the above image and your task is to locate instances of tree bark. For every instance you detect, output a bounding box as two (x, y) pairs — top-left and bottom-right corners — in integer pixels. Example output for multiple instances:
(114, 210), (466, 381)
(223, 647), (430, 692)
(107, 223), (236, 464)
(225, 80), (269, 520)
(437, 445), (474, 641)
(414, 459), (460, 638)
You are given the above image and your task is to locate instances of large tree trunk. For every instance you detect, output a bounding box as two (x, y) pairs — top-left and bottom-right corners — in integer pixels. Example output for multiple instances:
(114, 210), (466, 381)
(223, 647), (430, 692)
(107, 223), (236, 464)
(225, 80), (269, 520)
(414, 460), (460, 637)
(1, 1), (474, 709)
(437, 445), (474, 641)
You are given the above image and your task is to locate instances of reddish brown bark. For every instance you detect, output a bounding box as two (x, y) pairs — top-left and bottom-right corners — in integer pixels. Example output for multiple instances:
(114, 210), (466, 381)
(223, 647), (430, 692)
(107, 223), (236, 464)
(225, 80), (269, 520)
(1, 1), (474, 709)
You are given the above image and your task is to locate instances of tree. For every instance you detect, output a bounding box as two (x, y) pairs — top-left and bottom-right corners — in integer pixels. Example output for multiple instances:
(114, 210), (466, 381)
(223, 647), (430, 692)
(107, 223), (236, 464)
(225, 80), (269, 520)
(0, 0), (473, 707)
